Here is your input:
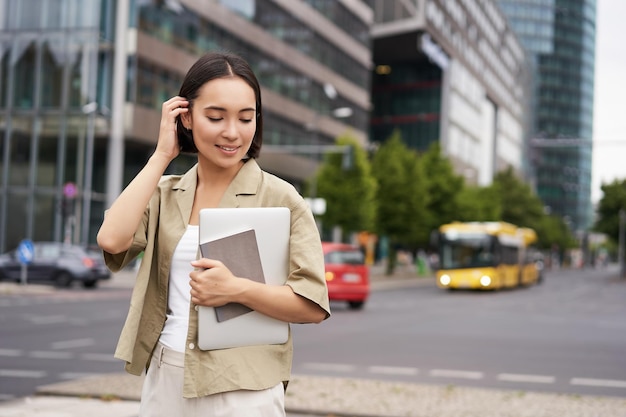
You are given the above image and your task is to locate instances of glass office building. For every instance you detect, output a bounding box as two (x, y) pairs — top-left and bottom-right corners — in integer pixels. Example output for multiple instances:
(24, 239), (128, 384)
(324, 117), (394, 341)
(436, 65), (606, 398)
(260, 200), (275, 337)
(368, 0), (532, 187)
(0, 0), (372, 252)
(497, 0), (596, 231)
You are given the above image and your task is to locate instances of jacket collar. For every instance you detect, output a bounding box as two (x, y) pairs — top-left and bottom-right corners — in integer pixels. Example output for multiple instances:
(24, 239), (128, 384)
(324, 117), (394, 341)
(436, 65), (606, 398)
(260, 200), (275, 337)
(172, 165), (197, 227)
(224, 159), (262, 196)
(171, 159), (263, 217)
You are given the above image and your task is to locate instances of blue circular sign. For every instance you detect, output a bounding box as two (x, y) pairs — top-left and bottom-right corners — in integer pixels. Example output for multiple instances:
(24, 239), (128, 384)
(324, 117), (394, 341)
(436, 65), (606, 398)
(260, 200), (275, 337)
(17, 239), (34, 264)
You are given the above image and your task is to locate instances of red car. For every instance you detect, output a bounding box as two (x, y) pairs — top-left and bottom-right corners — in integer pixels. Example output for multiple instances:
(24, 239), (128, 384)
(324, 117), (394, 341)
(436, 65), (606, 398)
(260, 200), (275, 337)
(322, 242), (370, 310)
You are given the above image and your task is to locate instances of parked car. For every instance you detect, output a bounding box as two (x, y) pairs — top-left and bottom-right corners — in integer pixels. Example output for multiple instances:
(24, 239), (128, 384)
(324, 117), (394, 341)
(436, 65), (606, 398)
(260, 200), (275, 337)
(322, 242), (370, 310)
(0, 242), (110, 288)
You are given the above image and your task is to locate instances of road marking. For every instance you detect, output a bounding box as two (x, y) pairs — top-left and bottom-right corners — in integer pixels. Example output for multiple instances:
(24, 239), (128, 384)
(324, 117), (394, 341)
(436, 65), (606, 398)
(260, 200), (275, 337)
(81, 353), (117, 362)
(29, 315), (67, 325)
(368, 365), (419, 376)
(0, 348), (22, 357)
(0, 369), (46, 378)
(51, 338), (95, 350)
(29, 350), (74, 359)
(301, 363), (356, 373)
(498, 373), (555, 384)
(59, 372), (100, 380)
(430, 369), (484, 380)
(571, 378), (626, 388)
(0, 348), (115, 361)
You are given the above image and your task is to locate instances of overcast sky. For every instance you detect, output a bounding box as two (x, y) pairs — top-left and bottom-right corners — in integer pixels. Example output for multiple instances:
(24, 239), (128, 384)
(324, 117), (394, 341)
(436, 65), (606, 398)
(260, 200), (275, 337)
(591, 0), (626, 202)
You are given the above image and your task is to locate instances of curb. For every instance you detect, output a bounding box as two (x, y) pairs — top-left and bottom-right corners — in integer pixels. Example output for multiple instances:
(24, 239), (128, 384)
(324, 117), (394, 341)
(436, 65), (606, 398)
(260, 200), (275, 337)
(0, 282), (55, 295)
(0, 267), (435, 295)
(32, 373), (626, 417)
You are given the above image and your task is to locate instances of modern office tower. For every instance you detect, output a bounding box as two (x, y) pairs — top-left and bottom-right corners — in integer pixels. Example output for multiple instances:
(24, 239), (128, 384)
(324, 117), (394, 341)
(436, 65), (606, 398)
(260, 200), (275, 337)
(497, 0), (596, 232)
(367, 0), (532, 189)
(0, 0), (372, 252)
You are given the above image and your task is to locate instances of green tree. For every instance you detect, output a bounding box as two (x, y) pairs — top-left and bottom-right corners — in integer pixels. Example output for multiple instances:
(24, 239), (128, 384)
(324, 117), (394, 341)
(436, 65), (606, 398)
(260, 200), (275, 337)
(421, 142), (464, 232)
(401, 146), (431, 250)
(371, 131), (428, 274)
(537, 214), (578, 250)
(594, 179), (626, 244)
(491, 167), (574, 249)
(456, 184), (502, 222)
(315, 134), (377, 241)
(492, 167), (545, 229)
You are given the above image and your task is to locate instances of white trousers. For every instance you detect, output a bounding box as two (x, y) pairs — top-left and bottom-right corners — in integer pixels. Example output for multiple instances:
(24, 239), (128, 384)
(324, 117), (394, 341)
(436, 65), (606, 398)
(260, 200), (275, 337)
(139, 343), (285, 417)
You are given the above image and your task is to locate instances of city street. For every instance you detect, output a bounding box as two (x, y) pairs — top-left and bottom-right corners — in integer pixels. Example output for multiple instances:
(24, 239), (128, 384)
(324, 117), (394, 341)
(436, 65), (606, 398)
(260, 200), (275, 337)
(1, 264), (625, 403)
(293, 264), (626, 397)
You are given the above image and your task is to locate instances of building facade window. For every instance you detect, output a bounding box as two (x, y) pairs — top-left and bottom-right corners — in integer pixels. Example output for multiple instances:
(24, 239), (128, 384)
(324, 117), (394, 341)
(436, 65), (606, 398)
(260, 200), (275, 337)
(370, 62), (441, 151)
(134, 2), (369, 130)
(498, 0), (595, 230)
(254, 0), (369, 86)
(0, 0), (108, 251)
(0, 0), (371, 251)
(303, 0), (370, 47)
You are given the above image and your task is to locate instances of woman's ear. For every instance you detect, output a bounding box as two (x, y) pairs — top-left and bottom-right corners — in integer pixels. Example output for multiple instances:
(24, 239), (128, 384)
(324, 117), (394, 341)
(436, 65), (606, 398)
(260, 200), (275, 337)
(180, 112), (192, 130)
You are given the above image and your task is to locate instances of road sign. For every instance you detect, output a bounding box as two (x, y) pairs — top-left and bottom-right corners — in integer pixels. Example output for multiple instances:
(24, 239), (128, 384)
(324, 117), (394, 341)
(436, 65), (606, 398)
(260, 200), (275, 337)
(63, 182), (77, 199)
(17, 239), (34, 286)
(17, 239), (34, 264)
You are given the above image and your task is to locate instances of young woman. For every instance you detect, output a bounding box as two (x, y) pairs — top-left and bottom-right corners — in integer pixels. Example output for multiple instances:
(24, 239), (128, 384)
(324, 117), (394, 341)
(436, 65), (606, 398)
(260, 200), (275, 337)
(97, 51), (330, 416)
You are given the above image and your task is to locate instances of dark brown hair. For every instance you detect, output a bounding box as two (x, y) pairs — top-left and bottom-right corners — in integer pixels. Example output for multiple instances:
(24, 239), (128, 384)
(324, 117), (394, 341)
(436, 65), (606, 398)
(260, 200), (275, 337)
(176, 52), (263, 158)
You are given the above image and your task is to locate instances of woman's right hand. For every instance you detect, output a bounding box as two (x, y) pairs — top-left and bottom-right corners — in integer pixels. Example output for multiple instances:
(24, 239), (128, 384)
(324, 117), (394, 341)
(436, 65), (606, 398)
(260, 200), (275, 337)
(154, 96), (189, 162)
(96, 96), (188, 254)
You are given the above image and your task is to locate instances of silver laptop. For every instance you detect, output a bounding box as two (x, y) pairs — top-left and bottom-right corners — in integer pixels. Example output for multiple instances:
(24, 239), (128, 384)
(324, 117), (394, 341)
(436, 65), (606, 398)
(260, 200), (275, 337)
(197, 207), (290, 350)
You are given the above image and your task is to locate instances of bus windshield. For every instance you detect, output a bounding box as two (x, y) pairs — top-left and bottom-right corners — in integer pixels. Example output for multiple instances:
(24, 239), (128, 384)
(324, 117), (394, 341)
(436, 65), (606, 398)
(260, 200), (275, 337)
(439, 233), (496, 269)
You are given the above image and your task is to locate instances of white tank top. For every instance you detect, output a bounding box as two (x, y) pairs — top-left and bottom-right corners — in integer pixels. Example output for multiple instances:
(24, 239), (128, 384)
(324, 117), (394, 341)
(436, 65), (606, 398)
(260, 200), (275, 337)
(159, 224), (198, 352)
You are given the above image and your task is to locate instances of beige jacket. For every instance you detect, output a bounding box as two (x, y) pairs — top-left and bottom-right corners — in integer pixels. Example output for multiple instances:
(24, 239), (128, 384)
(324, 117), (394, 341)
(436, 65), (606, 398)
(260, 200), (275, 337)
(104, 159), (330, 398)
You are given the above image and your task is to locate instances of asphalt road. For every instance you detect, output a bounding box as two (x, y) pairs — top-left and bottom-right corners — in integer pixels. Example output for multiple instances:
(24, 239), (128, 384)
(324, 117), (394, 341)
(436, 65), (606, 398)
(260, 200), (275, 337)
(291, 264), (626, 398)
(1, 264), (625, 403)
(0, 286), (131, 401)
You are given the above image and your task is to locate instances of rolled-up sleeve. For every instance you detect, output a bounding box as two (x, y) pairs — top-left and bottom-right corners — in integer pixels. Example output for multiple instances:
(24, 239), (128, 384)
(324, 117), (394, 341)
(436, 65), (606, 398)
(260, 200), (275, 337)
(103, 204), (150, 272)
(286, 198), (330, 318)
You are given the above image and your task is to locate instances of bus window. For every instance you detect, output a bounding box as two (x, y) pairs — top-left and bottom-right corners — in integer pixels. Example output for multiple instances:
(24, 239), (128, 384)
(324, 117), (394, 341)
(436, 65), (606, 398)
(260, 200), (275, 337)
(439, 235), (495, 269)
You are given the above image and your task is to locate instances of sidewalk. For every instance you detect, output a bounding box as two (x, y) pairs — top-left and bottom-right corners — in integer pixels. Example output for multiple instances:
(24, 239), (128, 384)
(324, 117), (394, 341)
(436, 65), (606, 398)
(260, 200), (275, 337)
(2, 372), (626, 417)
(2, 269), (626, 416)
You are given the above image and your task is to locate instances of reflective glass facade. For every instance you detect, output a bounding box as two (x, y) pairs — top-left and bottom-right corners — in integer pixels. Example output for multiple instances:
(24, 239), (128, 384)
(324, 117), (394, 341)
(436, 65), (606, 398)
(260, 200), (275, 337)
(370, 63), (442, 151)
(498, 0), (596, 231)
(0, 0), (114, 252)
(369, 0), (531, 187)
(0, 0), (371, 252)
(133, 1), (368, 128)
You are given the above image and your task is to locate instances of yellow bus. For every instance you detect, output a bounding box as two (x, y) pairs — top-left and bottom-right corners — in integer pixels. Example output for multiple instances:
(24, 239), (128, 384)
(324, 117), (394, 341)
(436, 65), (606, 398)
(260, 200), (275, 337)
(434, 221), (541, 290)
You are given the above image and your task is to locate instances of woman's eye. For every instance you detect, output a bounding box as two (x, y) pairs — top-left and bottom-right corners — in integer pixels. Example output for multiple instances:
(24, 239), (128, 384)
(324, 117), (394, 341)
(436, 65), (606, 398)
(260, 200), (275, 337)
(240, 119), (253, 123)
(207, 117), (222, 122)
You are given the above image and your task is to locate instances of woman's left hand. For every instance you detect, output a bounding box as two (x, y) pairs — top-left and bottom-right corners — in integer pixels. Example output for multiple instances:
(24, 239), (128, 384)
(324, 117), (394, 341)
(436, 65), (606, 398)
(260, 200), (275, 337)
(190, 259), (327, 324)
(189, 259), (244, 307)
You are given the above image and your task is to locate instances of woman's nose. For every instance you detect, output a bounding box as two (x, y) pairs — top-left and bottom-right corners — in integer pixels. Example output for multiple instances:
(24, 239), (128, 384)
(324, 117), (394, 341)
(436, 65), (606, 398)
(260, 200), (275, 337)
(222, 119), (238, 140)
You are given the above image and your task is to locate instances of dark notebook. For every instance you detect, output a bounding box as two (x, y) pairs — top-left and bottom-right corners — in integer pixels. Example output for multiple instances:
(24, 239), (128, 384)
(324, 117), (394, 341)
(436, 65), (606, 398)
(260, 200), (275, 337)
(199, 229), (265, 322)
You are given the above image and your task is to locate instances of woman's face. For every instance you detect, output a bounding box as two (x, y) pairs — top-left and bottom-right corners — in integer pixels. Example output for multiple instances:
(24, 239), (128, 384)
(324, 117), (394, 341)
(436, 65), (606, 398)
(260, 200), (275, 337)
(185, 76), (257, 170)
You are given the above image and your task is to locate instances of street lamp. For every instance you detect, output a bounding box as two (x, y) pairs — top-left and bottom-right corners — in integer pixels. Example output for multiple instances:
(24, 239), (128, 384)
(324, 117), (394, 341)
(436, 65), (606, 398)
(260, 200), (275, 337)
(80, 102), (97, 246)
(331, 107), (353, 119)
